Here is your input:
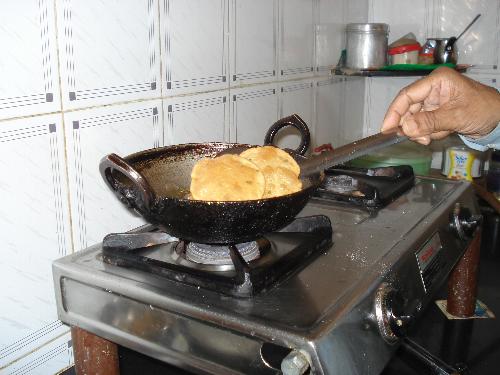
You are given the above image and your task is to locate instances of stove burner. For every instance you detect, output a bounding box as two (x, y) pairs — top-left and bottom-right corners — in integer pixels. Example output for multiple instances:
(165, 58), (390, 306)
(323, 174), (360, 194)
(185, 241), (260, 265)
(315, 165), (415, 208)
(101, 215), (333, 297)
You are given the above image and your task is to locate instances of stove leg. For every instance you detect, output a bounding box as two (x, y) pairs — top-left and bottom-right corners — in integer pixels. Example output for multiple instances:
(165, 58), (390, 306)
(440, 319), (474, 368)
(71, 326), (120, 375)
(447, 228), (481, 317)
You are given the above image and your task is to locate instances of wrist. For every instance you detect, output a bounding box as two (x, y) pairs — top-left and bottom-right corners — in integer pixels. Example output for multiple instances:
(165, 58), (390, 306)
(475, 85), (500, 138)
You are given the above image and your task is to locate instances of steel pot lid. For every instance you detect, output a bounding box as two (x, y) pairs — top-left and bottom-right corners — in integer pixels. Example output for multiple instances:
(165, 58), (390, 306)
(346, 23), (389, 33)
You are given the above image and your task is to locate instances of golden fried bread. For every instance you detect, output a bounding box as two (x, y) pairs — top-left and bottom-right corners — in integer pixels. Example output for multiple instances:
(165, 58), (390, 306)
(261, 166), (302, 198)
(240, 146), (300, 177)
(190, 154), (265, 201)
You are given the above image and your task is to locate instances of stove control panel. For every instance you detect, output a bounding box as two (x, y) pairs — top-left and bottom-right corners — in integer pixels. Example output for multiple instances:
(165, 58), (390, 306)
(416, 232), (445, 293)
(374, 283), (417, 343)
(373, 199), (481, 345)
(449, 202), (482, 241)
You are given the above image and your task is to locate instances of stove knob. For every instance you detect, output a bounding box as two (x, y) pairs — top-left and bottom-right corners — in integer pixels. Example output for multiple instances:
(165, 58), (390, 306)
(281, 349), (311, 375)
(449, 202), (482, 241)
(374, 283), (415, 343)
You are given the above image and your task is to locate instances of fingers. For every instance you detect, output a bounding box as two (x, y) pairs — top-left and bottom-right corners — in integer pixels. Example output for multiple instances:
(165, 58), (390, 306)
(408, 102), (422, 114)
(381, 76), (435, 132)
(410, 135), (431, 145)
(381, 111), (401, 134)
(407, 131), (450, 145)
(430, 130), (452, 140)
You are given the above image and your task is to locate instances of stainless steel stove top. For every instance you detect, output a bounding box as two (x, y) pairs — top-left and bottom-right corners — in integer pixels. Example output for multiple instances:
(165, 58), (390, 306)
(53, 177), (478, 375)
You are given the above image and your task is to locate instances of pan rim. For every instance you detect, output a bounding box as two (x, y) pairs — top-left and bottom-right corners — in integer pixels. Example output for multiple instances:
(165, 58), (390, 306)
(158, 173), (324, 205)
(125, 142), (324, 205)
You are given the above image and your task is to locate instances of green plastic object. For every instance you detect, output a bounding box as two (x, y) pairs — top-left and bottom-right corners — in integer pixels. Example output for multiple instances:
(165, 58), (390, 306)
(380, 63), (456, 71)
(349, 141), (433, 175)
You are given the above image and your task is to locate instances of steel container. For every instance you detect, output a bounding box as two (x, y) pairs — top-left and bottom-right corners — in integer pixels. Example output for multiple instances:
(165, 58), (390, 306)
(345, 23), (389, 70)
(431, 38), (458, 64)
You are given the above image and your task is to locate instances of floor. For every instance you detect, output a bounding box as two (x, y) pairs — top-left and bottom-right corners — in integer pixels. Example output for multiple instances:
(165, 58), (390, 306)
(63, 205), (500, 375)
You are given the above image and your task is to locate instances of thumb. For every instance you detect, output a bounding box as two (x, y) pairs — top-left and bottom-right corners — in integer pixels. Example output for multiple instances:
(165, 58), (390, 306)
(402, 108), (451, 138)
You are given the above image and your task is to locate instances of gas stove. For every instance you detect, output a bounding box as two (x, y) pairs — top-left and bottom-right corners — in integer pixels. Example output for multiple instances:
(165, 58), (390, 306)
(53, 173), (479, 375)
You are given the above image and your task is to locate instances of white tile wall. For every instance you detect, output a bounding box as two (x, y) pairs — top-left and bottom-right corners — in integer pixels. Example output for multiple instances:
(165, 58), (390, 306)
(279, 0), (316, 79)
(57, 0), (161, 109)
(64, 101), (162, 251)
(345, 0), (369, 23)
(230, 83), (279, 145)
(0, 114), (71, 370)
(229, 0), (278, 86)
(342, 77), (366, 142)
(316, 0), (346, 73)
(164, 91), (229, 144)
(315, 77), (345, 147)
(0, 0), (60, 120)
(2, 333), (72, 375)
(368, 0), (432, 44)
(160, 0), (229, 96)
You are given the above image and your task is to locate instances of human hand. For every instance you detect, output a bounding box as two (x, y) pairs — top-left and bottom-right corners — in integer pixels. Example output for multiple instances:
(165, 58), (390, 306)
(381, 67), (500, 145)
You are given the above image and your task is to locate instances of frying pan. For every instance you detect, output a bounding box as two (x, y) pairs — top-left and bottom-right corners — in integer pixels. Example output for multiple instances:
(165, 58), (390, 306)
(100, 114), (406, 244)
(99, 115), (320, 244)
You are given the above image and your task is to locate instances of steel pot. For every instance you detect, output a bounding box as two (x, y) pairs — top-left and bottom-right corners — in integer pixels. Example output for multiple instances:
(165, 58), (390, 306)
(345, 23), (389, 70)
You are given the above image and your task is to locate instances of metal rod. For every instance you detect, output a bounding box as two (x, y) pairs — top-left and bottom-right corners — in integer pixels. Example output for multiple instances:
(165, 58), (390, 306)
(299, 132), (408, 177)
(456, 14), (481, 41)
(400, 338), (463, 375)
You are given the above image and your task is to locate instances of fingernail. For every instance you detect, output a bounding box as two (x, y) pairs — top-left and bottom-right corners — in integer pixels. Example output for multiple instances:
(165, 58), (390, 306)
(412, 136), (430, 145)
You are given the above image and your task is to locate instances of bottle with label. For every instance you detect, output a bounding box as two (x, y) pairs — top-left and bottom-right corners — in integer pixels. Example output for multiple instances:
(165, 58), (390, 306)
(441, 134), (485, 181)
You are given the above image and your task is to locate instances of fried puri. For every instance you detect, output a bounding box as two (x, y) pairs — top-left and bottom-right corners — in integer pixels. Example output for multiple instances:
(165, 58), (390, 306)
(261, 166), (302, 198)
(240, 146), (300, 177)
(190, 154), (266, 201)
(240, 145), (302, 197)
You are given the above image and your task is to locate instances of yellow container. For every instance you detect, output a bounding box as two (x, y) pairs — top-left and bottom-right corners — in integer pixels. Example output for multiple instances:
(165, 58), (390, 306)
(442, 146), (484, 181)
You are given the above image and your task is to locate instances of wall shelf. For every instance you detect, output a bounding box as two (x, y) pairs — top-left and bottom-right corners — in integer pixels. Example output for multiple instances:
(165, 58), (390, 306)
(333, 65), (470, 77)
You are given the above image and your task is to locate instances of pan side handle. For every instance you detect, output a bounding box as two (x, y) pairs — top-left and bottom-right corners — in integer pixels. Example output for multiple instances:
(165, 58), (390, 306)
(264, 114), (310, 156)
(99, 153), (155, 214)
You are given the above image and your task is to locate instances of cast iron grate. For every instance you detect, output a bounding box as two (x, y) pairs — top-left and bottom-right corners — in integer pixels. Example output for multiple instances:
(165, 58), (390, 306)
(102, 215), (333, 298)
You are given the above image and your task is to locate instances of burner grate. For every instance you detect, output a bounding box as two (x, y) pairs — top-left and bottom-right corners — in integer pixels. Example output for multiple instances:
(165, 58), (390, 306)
(315, 165), (415, 208)
(101, 215), (333, 298)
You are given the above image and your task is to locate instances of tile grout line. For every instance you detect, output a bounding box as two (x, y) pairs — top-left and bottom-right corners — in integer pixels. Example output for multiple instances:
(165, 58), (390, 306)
(51, 0), (77, 257)
(156, 0), (164, 145)
(0, 329), (71, 371)
(0, 71), (333, 125)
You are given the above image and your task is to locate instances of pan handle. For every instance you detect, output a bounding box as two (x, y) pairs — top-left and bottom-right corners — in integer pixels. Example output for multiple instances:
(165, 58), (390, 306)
(264, 114), (310, 156)
(99, 153), (155, 214)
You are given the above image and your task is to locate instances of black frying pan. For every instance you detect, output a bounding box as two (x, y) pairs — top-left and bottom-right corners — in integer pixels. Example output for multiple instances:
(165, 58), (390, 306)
(99, 115), (322, 244)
